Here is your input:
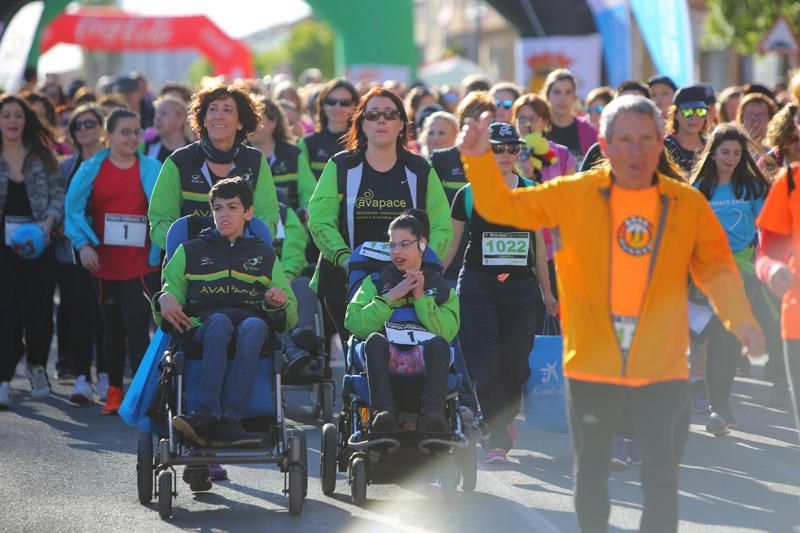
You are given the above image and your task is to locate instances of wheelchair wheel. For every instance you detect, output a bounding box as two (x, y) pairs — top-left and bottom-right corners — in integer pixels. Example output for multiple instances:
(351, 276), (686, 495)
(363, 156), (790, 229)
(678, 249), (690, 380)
(350, 455), (367, 506)
(311, 383), (322, 419)
(441, 452), (459, 501)
(288, 429), (308, 498)
(137, 432), (154, 504)
(288, 464), (304, 516)
(460, 426), (478, 493)
(158, 471), (173, 519)
(322, 381), (334, 423)
(320, 422), (338, 495)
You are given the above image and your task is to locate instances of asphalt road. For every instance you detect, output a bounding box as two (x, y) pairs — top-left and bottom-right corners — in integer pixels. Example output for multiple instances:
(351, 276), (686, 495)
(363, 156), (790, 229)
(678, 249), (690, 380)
(1, 354), (799, 532)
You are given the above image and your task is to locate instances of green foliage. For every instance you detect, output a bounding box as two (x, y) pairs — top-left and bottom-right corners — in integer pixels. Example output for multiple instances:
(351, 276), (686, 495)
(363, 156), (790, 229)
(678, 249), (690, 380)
(255, 19), (334, 81)
(186, 57), (212, 85)
(704, 0), (800, 53)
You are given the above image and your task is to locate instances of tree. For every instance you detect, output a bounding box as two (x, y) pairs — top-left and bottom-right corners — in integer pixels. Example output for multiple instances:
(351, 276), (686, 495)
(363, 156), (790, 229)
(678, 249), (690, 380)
(704, 0), (800, 53)
(254, 18), (334, 80)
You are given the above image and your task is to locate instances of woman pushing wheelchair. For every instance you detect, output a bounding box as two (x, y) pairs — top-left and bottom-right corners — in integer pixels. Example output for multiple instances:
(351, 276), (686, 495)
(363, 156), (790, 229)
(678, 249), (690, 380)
(344, 210), (459, 434)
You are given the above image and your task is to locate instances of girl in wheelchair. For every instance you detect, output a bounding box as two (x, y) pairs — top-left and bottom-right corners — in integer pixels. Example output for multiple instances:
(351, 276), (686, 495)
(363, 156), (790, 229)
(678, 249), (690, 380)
(344, 210), (459, 434)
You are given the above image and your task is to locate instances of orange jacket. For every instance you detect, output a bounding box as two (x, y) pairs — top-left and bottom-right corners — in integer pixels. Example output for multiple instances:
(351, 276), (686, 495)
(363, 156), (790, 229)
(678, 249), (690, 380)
(462, 152), (760, 386)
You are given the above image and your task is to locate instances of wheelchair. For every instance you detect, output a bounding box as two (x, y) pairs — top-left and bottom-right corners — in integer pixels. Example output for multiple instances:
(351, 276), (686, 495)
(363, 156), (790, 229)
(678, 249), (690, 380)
(125, 215), (307, 518)
(318, 243), (479, 504)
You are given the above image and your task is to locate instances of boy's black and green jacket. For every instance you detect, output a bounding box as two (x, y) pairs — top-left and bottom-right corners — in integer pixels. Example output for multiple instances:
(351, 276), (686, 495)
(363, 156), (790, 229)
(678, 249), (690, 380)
(153, 227), (298, 329)
(148, 141), (279, 249)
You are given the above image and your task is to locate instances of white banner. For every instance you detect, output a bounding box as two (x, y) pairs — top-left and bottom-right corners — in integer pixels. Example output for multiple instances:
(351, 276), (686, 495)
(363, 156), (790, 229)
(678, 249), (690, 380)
(515, 34), (603, 99)
(0, 2), (44, 93)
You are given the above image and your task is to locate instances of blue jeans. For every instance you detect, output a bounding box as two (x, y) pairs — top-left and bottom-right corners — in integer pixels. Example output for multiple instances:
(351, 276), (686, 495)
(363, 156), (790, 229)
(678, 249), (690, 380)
(193, 313), (268, 421)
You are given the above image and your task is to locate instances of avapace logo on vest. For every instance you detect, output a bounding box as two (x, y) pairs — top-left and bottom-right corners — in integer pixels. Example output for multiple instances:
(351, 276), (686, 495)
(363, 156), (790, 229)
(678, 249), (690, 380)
(355, 189), (407, 210)
(243, 256), (263, 272)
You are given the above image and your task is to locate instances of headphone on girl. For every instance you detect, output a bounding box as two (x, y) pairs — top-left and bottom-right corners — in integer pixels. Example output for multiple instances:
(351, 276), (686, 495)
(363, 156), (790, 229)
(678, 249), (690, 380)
(419, 240), (427, 251)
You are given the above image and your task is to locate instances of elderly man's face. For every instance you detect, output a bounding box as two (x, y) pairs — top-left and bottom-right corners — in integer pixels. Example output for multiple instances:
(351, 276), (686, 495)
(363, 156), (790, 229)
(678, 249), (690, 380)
(599, 111), (663, 188)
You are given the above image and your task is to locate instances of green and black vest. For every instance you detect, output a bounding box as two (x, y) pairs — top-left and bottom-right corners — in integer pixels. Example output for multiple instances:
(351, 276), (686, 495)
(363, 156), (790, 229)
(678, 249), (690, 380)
(430, 146), (467, 205)
(170, 141), (264, 218)
(182, 228), (277, 321)
(270, 140), (301, 209)
(302, 129), (346, 180)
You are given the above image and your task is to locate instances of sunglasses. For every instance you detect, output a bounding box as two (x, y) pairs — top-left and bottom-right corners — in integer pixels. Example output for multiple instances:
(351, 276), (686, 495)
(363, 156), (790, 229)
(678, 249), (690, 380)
(680, 107), (708, 119)
(587, 105), (605, 114)
(72, 118), (99, 131)
(324, 98), (354, 107)
(491, 143), (522, 155)
(117, 127), (142, 137)
(495, 99), (514, 110)
(363, 109), (402, 121)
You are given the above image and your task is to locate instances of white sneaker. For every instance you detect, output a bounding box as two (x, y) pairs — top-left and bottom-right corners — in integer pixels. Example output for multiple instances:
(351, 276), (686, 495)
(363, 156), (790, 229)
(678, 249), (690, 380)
(95, 372), (109, 402)
(69, 375), (94, 405)
(25, 365), (50, 399)
(0, 382), (10, 409)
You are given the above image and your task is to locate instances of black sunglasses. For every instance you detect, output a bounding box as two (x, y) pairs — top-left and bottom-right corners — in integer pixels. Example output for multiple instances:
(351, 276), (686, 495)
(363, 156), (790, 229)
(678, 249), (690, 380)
(72, 118), (99, 131)
(324, 98), (354, 107)
(363, 109), (402, 121)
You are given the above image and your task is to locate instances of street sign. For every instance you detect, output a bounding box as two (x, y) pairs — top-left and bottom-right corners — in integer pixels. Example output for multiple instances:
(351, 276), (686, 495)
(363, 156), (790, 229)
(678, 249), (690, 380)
(758, 15), (800, 55)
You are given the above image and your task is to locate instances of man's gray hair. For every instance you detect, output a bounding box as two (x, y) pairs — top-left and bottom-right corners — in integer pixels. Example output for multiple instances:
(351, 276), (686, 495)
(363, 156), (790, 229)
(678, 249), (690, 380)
(599, 94), (664, 140)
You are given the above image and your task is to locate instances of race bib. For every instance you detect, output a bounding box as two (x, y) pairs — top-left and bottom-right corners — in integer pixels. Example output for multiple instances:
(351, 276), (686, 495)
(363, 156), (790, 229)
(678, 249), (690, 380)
(482, 232), (530, 266)
(384, 322), (436, 346)
(4, 215), (33, 247)
(360, 241), (391, 261)
(612, 315), (637, 351)
(103, 213), (147, 247)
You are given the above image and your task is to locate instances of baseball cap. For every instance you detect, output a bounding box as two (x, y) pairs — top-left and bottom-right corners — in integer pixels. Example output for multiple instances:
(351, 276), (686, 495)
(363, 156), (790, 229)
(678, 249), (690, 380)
(489, 122), (524, 144)
(647, 75), (677, 92)
(673, 85), (708, 109)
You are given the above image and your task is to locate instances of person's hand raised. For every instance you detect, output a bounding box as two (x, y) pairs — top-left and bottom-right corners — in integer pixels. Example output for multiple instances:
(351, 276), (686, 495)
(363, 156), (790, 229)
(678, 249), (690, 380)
(457, 111), (493, 157)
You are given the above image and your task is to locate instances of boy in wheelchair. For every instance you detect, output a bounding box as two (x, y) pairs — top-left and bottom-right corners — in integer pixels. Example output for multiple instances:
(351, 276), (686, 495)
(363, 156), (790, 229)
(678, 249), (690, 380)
(153, 177), (297, 447)
(345, 210), (460, 434)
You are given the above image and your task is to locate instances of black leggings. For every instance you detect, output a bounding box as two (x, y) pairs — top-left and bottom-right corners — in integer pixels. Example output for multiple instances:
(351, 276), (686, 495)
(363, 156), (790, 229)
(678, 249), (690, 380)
(55, 261), (105, 378)
(0, 247), (55, 382)
(705, 316), (741, 415)
(94, 271), (159, 388)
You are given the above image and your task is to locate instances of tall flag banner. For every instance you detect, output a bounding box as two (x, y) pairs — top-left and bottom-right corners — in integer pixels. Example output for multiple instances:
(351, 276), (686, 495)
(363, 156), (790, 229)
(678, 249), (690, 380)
(629, 0), (695, 87)
(0, 1), (44, 92)
(585, 0), (631, 87)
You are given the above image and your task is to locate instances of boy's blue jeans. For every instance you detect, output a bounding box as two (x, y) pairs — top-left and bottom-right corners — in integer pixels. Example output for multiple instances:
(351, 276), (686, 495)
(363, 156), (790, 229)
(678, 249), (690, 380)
(192, 313), (268, 421)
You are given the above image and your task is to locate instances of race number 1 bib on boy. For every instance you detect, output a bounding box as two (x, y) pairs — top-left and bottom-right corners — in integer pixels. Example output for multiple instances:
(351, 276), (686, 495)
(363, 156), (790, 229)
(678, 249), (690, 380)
(612, 314), (637, 351)
(4, 215), (33, 246)
(360, 241), (391, 261)
(384, 322), (436, 346)
(103, 213), (147, 247)
(482, 232), (530, 266)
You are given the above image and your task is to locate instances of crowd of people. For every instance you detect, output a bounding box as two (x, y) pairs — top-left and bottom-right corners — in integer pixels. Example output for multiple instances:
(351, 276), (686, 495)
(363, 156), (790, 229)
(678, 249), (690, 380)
(1, 64), (798, 531)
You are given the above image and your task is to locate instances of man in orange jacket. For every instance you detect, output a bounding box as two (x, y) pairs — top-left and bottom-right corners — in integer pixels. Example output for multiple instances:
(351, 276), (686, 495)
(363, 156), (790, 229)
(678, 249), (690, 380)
(458, 95), (764, 533)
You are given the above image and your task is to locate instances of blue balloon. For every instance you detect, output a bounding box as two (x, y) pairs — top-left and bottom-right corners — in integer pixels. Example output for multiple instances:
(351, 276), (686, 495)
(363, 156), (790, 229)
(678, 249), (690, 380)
(11, 223), (46, 259)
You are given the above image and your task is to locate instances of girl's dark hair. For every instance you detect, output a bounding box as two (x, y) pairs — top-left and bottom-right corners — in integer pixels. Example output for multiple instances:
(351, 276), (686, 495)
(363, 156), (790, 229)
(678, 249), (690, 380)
(0, 94), (58, 172)
(68, 104), (106, 152)
(344, 87), (410, 154)
(20, 90), (57, 127)
(315, 77), (359, 132)
(690, 123), (771, 201)
(189, 83), (263, 139)
(257, 96), (293, 144)
(105, 108), (139, 133)
(388, 209), (430, 240)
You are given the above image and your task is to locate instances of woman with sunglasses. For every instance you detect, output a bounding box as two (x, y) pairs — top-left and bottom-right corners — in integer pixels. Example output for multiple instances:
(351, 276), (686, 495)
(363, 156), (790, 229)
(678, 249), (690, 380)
(0, 94), (63, 408)
(249, 96), (315, 210)
(664, 85), (710, 175)
(490, 83), (522, 126)
(444, 123), (541, 464)
(299, 78), (359, 181)
(55, 104), (109, 403)
(584, 86), (614, 131)
(308, 87), (452, 352)
(65, 109), (162, 415)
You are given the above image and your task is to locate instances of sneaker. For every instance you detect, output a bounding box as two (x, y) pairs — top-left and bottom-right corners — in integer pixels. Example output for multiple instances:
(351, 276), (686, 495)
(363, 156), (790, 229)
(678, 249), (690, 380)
(691, 381), (711, 414)
(95, 372), (109, 402)
(706, 412), (730, 436)
(208, 418), (263, 448)
(715, 404), (737, 427)
(69, 375), (94, 406)
(0, 382), (10, 409)
(25, 365), (50, 399)
(291, 327), (318, 354)
(172, 413), (217, 447)
(209, 464), (228, 481)
(418, 407), (448, 433)
(627, 439), (642, 466)
(284, 345), (311, 378)
(611, 435), (629, 469)
(507, 423), (517, 449)
(182, 465), (212, 492)
(101, 385), (123, 415)
(370, 410), (400, 433)
(484, 448), (508, 464)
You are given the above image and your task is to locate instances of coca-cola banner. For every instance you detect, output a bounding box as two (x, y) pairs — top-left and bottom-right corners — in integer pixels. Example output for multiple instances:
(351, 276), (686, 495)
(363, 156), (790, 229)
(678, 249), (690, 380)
(40, 10), (254, 79)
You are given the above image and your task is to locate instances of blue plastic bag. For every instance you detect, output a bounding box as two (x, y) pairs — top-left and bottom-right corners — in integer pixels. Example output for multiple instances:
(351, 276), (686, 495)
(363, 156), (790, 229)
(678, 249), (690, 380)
(523, 316), (568, 432)
(119, 328), (172, 433)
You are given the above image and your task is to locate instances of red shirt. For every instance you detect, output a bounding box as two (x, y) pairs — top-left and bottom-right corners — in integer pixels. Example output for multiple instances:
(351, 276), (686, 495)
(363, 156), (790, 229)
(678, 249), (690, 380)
(91, 157), (158, 281)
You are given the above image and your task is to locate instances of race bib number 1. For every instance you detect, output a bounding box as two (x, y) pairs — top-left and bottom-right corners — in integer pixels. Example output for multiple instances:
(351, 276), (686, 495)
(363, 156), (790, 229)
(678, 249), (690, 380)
(482, 232), (529, 266)
(103, 213), (147, 247)
(612, 315), (637, 351)
(384, 322), (436, 346)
